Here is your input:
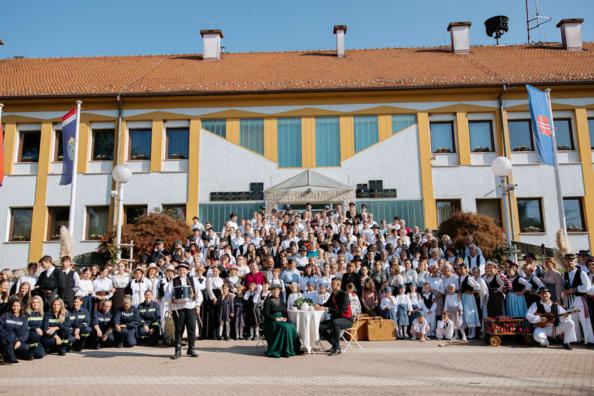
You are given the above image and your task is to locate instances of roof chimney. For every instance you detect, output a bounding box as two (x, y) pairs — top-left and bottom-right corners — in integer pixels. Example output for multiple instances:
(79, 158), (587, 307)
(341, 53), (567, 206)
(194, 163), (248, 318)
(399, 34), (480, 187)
(333, 25), (347, 58)
(200, 29), (224, 61)
(556, 18), (584, 51)
(447, 22), (472, 54)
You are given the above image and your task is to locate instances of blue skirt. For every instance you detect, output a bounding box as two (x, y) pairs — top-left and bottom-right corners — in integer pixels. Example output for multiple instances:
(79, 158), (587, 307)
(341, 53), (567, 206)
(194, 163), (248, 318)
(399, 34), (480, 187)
(461, 293), (480, 327)
(397, 304), (409, 326)
(506, 293), (527, 318)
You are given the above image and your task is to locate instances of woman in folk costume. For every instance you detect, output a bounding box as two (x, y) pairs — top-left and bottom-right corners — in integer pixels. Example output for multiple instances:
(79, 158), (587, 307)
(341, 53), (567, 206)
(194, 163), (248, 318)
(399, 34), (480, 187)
(125, 267), (150, 308)
(504, 261), (530, 318)
(205, 266), (225, 339)
(482, 261), (509, 318)
(420, 282), (437, 336)
(443, 283), (465, 341)
(457, 264), (481, 338)
(111, 261), (131, 312)
(471, 267), (489, 335)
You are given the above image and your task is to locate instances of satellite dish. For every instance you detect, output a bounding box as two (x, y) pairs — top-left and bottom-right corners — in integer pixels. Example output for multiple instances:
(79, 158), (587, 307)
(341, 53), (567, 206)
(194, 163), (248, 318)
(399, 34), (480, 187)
(485, 16), (509, 45)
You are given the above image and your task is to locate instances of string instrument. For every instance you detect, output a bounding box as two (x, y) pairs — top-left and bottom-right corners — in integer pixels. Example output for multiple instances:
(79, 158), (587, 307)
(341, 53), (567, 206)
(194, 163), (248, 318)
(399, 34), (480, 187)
(535, 307), (580, 328)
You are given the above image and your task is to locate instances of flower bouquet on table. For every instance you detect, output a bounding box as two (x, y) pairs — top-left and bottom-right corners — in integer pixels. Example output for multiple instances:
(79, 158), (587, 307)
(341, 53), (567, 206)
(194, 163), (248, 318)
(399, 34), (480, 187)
(293, 297), (314, 311)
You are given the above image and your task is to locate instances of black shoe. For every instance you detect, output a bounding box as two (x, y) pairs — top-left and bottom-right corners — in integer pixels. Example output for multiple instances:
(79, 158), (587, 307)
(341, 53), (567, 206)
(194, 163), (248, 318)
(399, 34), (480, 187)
(58, 351), (66, 356)
(224, 336), (229, 341)
(95, 344), (101, 350)
(216, 336), (222, 340)
(563, 343), (573, 350)
(295, 349), (305, 356)
(187, 349), (198, 357)
(171, 348), (182, 360)
(328, 349), (341, 356)
(72, 346), (82, 352)
(21, 355), (33, 361)
(117, 343), (123, 349)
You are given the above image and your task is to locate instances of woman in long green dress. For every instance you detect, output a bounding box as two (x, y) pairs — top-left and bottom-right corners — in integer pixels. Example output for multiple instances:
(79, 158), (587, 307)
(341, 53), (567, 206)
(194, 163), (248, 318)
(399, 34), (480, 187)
(263, 284), (302, 358)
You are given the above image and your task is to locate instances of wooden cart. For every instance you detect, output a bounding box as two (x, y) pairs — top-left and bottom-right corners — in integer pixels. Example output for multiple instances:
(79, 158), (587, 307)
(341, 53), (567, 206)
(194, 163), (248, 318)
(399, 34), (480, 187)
(483, 317), (533, 347)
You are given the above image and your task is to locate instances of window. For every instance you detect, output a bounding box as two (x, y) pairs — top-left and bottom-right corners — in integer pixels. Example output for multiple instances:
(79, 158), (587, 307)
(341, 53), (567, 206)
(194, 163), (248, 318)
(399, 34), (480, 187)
(476, 199), (502, 227)
(315, 117), (340, 167)
(430, 121), (455, 153)
(392, 114), (416, 134)
(277, 118), (302, 168)
(86, 206), (109, 240)
(54, 129), (63, 161)
(202, 119), (226, 138)
(517, 198), (544, 232)
(563, 198), (585, 232)
(554, 118), (574, 151)
(588, 118), (594, 150)
(354, 115), (379, 152)
(124, 205), (147, 225)
(239, 119), (264, 154)
(128, 128), (152, 160)
(166, 127), (189, 159)
(47, 207), (69, 240)
(9, 208), (32, 241)
(436, 199), (461, 225)
(469, 121), (495, 152)
(508, 120), (534, 152)
(162, 204), (186, 221)
(18, 130), (41, 162)
(92, 129), (115, 161)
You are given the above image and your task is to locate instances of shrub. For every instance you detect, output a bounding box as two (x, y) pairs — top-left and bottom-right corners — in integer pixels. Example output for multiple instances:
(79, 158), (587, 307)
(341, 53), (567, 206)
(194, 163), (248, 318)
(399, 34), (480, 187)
(438, 211), (505, 258)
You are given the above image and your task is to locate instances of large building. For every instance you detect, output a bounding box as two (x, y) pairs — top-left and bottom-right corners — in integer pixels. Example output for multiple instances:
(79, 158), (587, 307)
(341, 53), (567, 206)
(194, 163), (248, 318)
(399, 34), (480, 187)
(0, 21), (593, 269)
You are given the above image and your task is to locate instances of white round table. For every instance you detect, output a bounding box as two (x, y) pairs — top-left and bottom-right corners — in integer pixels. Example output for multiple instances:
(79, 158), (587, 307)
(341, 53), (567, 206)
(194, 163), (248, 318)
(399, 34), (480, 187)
(287, 309), (325, 353)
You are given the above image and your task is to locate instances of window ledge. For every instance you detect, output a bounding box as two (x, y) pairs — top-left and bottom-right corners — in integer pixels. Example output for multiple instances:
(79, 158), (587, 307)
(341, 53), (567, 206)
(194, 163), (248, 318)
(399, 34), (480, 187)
(44, 240), (60, 244)
(566, 231), (588, 235)
(519, 232), (546, 235)
(4, 241), (30, 244)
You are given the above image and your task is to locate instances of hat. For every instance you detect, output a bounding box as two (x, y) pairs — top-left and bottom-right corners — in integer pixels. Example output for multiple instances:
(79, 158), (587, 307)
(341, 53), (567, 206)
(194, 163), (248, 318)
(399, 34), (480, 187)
(133, 267), (145, 274)
(371, 224), (379, 229)
(538, 287), (551, 294)
(578, 250), (590, 257)
(507, 261), (518, 268)
(165, 264), (175, 272)
(147, 263), (159, 271)
(523, 253), (536, 260)
(156, 238), (164, 244)
(564, 253), (577, 260)
(176, 262), (190, 270)
(268, 283), (282, 290)
(349, 202), (355, 206)
(299, 246), (307, 252)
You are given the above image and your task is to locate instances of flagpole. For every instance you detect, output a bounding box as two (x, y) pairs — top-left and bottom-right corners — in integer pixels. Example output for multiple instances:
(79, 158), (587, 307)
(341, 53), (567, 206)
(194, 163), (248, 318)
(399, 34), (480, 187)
(67, 100), (83, 245)
(545, 89), (567, 237)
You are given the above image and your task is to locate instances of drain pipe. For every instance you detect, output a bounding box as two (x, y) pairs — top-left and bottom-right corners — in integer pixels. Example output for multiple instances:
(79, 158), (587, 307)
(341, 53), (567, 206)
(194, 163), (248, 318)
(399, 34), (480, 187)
(116, 94), (123, 164)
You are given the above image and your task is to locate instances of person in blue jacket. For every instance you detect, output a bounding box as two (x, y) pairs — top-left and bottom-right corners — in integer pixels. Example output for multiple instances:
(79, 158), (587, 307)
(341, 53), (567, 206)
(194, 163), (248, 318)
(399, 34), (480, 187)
(41, 297), (73, 356)
(92, 299), (115, 349)
(0, 297), (30, 364)
(114, 296), (140, 348)
(26, 295), (45, 359)
(70, 296), (92, 351)
(137, 289), (161, 346)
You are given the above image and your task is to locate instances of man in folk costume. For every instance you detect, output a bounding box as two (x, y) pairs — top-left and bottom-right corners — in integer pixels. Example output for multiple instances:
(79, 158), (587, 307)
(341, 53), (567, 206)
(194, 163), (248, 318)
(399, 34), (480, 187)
(526, 287), (576, 349)
(164, 261), (202, 359)
(561, 254), (594, 345)
(35, 256), (65, 311)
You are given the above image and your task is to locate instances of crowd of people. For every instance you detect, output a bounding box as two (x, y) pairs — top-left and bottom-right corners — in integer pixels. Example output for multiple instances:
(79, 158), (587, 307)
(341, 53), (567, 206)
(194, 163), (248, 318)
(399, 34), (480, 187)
(1, 203), (594, 364)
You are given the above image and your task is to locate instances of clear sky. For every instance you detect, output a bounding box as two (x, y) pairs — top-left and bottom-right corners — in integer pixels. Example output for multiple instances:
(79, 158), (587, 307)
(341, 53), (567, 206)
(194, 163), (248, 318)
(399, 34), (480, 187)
(1, 0), (592, 58)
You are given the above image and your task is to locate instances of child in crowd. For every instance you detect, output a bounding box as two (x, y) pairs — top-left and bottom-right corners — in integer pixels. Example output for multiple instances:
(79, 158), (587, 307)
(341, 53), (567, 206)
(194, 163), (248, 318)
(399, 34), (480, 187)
(394, 286), (412, 339)
(77, 267), (94, 313)
(346, 283), (362, 317)
(408, 283), (422, 325)
(443, 283), (466, 341)
(411, 313), (430, 342)
(269, 268), (286, 303)
(217, 284), (235, 340)
(304, 282), (317, 302)
(316, 285), (330, 305)
(233, 285), (246, 340)
(420, 282), (436, 337)
(286, 282), (303, 309)
(244, 282), (261, 340)
(436, 311), (454, 341)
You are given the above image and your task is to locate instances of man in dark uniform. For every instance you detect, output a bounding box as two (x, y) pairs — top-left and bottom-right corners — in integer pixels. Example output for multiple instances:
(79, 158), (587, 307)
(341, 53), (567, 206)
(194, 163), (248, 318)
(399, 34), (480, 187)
(114, 296), (140, 348)
(316, 278), (353, 356)
(137, 289), (161, 346)
(35, 256), (65, 310)
(92, 300), (115, 349)
(151, 238), (168, 264)
(164, 261), (202, 359)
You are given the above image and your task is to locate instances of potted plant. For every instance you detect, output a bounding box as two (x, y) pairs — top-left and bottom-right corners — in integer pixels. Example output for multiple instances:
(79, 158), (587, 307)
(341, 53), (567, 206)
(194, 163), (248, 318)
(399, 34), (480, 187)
(512, 145), (530, 152)
(434, 147), (452, 154)
(293, 297), (314, 310)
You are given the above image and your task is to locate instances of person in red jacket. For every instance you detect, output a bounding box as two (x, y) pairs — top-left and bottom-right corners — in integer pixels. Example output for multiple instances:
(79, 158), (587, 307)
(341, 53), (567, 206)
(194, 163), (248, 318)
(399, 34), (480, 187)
(316, 278), (353, 356)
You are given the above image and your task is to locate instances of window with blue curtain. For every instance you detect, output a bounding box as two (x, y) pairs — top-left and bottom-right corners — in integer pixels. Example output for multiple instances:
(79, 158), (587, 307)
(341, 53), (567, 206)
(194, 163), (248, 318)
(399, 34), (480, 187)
(315, 117), (340, 167)
(277, 118), (302, 167)
(392, 114), (416, 134)
(430, 121), (456, 153)
(354, 115), (379, 152)
(469, 121), (495, 152)
(240, 119), (264, 154)
(129, 128), (152, 160)
(554, 118), (574, 150)
(202, 119), (227, 138)
(508, 120), (533, 151)
(166, 127), (189, 159)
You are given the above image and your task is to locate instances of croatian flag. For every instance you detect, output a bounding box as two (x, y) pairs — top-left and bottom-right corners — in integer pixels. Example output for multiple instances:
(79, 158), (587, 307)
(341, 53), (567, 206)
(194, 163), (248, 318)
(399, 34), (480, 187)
(60, 108), (77, 185)
(526, 85), (555, 166)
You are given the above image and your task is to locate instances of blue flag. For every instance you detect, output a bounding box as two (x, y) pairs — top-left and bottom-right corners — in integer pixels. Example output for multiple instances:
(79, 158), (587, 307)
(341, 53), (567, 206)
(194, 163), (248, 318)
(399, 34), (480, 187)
(60, 109), (77, 185)
(526, 85), (555, 166)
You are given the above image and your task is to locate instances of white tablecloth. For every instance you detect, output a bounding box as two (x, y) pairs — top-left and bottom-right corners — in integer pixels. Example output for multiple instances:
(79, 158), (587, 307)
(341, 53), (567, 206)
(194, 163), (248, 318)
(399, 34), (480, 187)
(287, 309), (325, 353)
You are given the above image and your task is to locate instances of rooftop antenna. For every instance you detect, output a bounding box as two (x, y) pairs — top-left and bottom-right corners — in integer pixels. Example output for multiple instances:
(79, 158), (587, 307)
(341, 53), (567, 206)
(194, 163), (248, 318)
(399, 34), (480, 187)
(525, 0), (552, 44)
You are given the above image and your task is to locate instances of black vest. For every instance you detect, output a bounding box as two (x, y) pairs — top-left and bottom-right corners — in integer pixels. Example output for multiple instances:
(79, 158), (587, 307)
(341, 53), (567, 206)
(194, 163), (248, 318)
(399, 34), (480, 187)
(172, 276), (196, 300)
(536, 300), (560, 327)
(460, 276), (474, 293)
(511, 275), (525, 293)
(62, 270), (76, 305)
(487, 275), (501, 292)
(37, 268), (62, 293)
(422, 292), (434, 310)
(563, 268), (584, 296)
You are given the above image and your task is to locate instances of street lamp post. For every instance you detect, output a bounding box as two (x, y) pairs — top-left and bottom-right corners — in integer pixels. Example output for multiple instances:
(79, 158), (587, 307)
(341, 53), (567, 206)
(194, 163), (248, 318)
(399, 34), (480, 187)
(111, 164), (132, 260)
(491, 156), (517, 262)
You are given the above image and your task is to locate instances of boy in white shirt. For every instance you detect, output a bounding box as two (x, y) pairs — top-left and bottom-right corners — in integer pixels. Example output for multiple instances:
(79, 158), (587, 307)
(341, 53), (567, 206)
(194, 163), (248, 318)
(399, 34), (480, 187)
(436, 311), (454, 341)
(411, 313), (430, 342)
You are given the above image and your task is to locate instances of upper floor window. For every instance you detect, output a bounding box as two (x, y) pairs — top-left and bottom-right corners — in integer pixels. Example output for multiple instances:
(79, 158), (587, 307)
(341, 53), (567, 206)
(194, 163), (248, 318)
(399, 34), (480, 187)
(315, 117), (340, 167)
(508, 120), (533, 152)
(239, 119), (264, 154)
(202, 119), (226, 138)
(92, 129), (115, 161)
(277, 118), (302, 168)
(563, 197), (585, 232)
(128, 128), (152, 160)
(430, 121), (455, 153)
(354, 115), (379, 152)
(9, 208), (33, 241)
(124, 205), (147, 225)
(392, 114), (416, 134)
(517, 198), (544, 232)
(166, 127), (189, 159)
(469, 120), (495, 152)
(54, 128), (63, 161)
(554, 118), (574, 151)
(18, 130), (41, 162)
(86, 206), (109, 240)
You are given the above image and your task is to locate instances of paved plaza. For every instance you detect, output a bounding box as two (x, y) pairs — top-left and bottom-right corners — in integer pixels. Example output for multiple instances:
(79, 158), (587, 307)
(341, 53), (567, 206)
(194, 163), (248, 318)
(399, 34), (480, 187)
(0, 340), (592, 396)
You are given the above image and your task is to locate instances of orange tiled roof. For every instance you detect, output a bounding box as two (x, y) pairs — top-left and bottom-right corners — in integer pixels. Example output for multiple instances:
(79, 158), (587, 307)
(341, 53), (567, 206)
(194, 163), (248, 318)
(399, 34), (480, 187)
(0, 44), (593, 98)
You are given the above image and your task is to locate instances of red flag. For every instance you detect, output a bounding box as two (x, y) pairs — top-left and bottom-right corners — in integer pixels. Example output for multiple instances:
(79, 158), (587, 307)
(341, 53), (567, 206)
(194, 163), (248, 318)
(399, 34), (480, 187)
(0, 123), (4, 186)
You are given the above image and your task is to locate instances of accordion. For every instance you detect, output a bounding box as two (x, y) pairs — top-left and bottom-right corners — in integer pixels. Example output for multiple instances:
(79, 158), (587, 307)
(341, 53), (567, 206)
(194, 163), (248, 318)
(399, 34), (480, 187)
(173, 285), (193, 302)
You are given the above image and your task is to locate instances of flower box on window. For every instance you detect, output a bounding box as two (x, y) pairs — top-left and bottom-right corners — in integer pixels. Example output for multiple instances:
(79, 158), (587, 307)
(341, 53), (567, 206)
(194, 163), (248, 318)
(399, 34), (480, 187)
(88, 233), (103, 240)
(95, 154), (109, 160)
(522, 226), (543, 232)
(168, 154), (187, 160)
(434, 147), (453, 154)
(556, 144), (572, 151)
(566, 225), (583, 232)
(130, 153), (147, 160)
(12, 235), (26, 241)
(512, 146), (530, 152)
(57, 155), (64, 161)
(472, 146), (492, 153)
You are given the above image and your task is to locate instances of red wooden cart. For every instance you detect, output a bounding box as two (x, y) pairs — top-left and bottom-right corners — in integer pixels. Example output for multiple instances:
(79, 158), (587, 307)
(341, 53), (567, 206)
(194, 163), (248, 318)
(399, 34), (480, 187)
(483, 317), (533, 346)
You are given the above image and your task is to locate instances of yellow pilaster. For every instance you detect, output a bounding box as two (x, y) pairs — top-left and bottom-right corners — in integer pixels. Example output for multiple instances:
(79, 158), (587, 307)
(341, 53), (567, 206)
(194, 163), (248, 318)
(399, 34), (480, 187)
(186, 118), (201, 224)
(455, 112), (471, 165)
(117, 120), (127, 164)
(417, 112), (437, 229)
(28, 122), (52, 262)
(150, 119), (163, 172)
(574, 108), (594, 249)
(301, 116), (315, 168)
(378, 114), (392, 141)
(3, 123), (17, 175)
(339, 116), (354, 161)
(263, 118), (278, 163)
(77, 121), (89, 173)
(500, 110), (521, 240)
(227, 119), (240, 145)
